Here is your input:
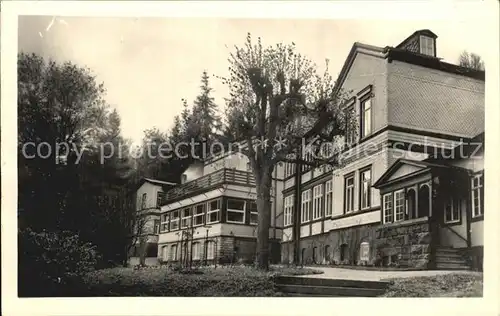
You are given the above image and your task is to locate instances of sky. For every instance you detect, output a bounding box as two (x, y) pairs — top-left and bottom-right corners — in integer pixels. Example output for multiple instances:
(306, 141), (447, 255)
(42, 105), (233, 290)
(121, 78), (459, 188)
(18, 16), (490, 144)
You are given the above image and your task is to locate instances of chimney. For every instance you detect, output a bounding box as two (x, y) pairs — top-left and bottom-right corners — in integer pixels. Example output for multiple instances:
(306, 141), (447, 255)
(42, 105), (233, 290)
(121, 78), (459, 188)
(396, 29), (438, 58)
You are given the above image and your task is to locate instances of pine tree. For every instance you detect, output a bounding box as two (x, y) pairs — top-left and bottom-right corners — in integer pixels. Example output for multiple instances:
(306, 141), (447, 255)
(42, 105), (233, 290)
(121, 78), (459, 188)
(190, 71), (222, 159)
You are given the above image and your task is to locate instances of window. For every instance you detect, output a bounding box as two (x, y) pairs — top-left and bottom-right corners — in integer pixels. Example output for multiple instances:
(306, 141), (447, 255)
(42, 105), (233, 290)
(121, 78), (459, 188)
(345, 105), (356, 145)
(324, 245), (331, 262)
(181, 207), (192, 228)
(160, 213), (170, 232)
(170, 210), (180, 230)
(301, 190), (311, 223)
(471, 174), (484, 218)
(162, 245), (168, 261)
(246, 161), (252, 172)
(170, 244), (178, 261)
(192, 242), (201, 260)
(360, 97), (372, 138)
(206, 241), (215, 260)
(227, 199), (246, 223)
(325, 180), (333, 217)
(394, 190), (405, 222)
(284, 195), (294, 226)
(141, 193), (147, 209)
(248, 201), (258, 225)
(153, 220), (160, 234)
(302, 150), (313, 172)
(321, 143), (334, 173)
(444, 197), (461, 223)
(193, 203), (205, 226)
(156, 191), (163, 207)
(419, 35), (434, 56)
(312, 185), (323, 220)
(285, 161), (296, 178)
(383, 193), (393, 224)
(344, 175), (355, 213)
(359, 168), (372, 210)
(206, 199), (221, 224)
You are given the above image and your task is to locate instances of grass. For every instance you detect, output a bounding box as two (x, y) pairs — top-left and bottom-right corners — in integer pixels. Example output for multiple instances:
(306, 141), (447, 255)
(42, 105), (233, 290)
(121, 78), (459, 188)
(80, 265), (323, 296)
(382, 272), (483, 297)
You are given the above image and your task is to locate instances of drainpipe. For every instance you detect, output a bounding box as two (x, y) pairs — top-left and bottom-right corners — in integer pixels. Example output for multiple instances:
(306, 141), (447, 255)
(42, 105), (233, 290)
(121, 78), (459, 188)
(273, 171), (277, 240)
(465, 172), (472, 248)
(293, 146), (303, 265)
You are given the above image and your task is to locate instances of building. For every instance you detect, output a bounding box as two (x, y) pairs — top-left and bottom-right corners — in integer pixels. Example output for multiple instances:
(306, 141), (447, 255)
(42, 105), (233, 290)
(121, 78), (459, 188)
(129, 177), (177, 266)
(156, 151), (285, 265)
(281, 29), (485, 270)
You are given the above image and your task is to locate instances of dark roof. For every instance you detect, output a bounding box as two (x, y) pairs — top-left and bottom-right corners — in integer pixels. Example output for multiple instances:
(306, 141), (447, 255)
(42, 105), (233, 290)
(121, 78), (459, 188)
(385, 47), (485, 81)
(425, 131), (485, 162)
(305, 31), (485, 139)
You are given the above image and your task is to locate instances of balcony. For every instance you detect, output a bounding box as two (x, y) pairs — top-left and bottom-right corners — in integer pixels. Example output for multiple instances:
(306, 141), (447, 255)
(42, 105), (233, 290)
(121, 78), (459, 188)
(158, 168), (255, 205)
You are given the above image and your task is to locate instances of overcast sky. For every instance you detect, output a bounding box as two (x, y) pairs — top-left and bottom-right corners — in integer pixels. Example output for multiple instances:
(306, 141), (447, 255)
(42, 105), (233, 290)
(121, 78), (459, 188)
(18, 16), (489, 143)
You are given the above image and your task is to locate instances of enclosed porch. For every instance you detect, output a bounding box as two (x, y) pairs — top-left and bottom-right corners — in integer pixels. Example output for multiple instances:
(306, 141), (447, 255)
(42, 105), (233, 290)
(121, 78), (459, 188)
(372, 159), (472, 269)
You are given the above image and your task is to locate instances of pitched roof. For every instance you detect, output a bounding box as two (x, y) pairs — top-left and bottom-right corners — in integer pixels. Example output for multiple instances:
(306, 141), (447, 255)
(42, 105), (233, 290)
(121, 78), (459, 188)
(372, 158), (468, 189)
(143, 178), (178, 186)
(132, 177), (178, 192)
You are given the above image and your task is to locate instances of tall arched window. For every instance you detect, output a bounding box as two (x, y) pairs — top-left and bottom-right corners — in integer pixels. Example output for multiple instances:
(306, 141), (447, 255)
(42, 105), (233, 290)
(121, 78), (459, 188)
(407, 189), (416, 219)
(312, 247), (318, 264)
(340, 244), (349, 262)
(324, 245), (331, 263)
(418, 185), (430, 218)
(162, 245), (168, 261)
(206, 241), (215, 260)
(192, 242), (201, 260)
(170, 244), (177, 261)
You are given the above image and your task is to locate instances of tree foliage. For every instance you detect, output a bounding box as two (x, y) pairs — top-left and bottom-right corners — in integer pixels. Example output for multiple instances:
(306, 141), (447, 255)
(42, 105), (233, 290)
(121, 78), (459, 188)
(17, 53), (137, 270)
(458, 51), (485, 71)
(222, 34), (352, 269)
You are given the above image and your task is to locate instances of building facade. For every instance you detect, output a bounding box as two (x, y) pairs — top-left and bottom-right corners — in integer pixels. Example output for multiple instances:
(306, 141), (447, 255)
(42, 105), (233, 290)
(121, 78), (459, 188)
(156, 151), (285, 265)
(281, 29), (485, 270)
(129, 178), (177, 266)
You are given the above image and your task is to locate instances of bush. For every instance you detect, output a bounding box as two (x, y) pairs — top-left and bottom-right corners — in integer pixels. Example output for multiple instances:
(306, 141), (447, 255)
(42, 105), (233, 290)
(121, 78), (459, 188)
(82, 265), (323, 296)
(18, 228), (100, 296)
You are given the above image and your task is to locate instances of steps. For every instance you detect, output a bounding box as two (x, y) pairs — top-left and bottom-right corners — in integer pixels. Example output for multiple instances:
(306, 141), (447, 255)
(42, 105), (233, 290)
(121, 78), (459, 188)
(275, 276), (391, 297)
(435, 247), (471, 270)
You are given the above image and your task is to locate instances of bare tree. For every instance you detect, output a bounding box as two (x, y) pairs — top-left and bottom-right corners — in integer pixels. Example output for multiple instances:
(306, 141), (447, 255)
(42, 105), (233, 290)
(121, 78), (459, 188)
(458, 51), (485, 71)
(128, 212), (148, 267)
(222, 34), (353, 270)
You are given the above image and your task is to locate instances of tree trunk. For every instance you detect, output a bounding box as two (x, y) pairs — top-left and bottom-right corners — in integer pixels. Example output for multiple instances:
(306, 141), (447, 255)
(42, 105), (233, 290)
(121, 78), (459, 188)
(139, 237), (147, 266)
(255, 172), (272, 270)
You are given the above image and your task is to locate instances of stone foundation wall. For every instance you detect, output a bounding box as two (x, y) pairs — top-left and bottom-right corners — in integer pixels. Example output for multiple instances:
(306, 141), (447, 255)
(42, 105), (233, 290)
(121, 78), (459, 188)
(374, 218), (431, 269)
(281, 224), (379, 265)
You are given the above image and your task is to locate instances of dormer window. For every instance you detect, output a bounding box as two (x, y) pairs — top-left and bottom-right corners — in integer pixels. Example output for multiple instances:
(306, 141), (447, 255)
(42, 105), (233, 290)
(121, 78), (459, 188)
(396, 30), (438, 57)
(419, 35), (435, 57)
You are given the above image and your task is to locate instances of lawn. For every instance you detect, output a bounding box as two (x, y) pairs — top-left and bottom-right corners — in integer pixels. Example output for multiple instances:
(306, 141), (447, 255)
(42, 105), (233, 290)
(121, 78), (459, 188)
(382, 272), (483, 297)
(80, 265), (323, 296)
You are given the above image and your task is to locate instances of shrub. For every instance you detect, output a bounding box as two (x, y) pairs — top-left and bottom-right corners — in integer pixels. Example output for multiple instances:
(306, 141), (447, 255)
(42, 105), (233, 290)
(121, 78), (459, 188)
(18, 228), (100, 296)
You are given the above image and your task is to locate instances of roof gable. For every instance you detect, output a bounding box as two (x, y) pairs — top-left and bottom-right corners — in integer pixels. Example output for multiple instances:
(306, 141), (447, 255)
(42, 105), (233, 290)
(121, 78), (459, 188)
(372, 159), (429, 188)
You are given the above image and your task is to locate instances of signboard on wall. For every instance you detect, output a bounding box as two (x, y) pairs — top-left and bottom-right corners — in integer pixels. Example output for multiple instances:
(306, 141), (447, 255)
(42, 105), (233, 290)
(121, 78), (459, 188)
(360, 242), (370, 261)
